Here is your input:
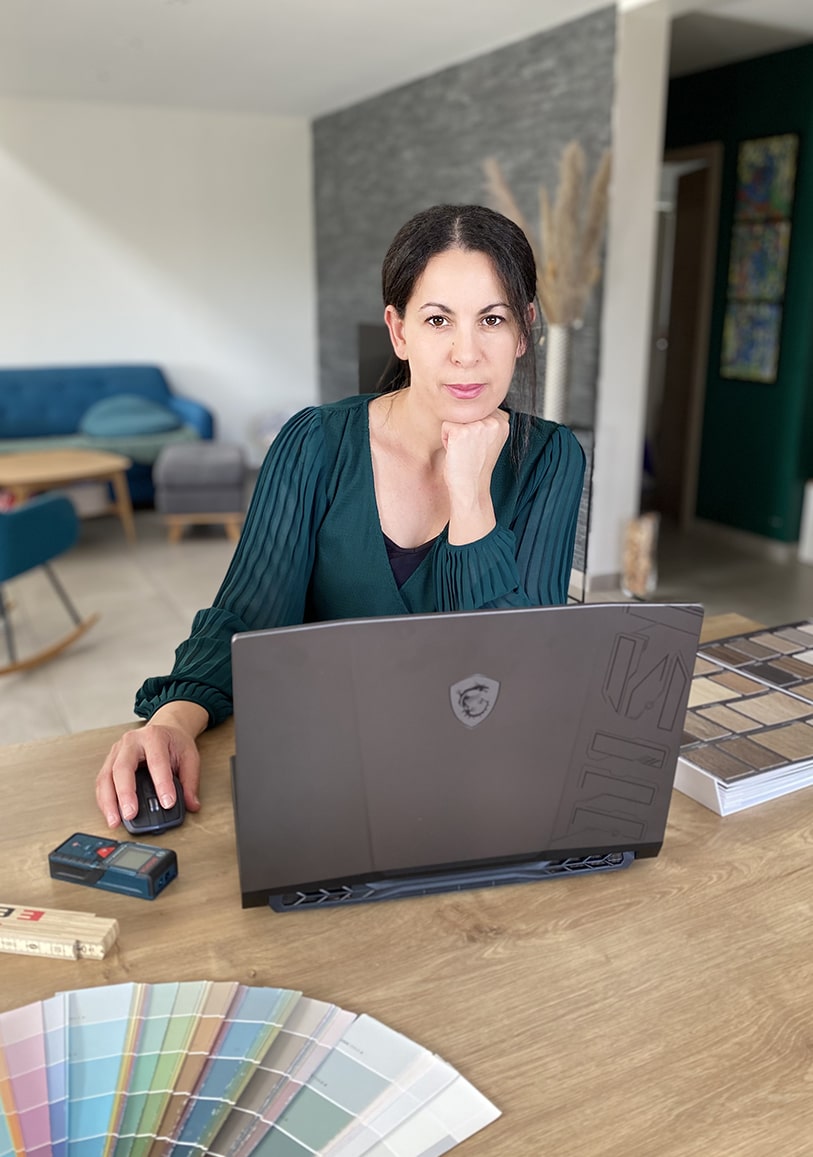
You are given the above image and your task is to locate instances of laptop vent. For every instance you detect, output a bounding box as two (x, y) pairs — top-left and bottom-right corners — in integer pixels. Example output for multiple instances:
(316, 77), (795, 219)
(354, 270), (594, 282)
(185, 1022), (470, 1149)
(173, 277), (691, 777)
(278, 885), (362, 908)
(272, 853), (631, 910)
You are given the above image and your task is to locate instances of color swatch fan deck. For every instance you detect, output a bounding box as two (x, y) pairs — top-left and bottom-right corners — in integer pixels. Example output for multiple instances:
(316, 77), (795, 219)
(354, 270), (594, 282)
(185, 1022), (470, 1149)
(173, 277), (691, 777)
(0, 981), (499, 1156)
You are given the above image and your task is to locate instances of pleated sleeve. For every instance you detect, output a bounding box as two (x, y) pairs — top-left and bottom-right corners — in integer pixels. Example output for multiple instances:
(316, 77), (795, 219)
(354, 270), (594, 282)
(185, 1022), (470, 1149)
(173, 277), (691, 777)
(134, 407), (328, 726)
(433, 423), (585, 611)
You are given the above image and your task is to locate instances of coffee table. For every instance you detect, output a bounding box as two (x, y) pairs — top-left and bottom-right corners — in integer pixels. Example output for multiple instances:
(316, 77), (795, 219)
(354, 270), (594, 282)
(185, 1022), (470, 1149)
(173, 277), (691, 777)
(0, 448), (136, 543)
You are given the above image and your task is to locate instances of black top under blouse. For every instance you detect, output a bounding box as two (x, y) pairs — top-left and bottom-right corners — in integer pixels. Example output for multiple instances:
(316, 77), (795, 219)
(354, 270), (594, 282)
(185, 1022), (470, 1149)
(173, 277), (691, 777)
(383, 533), (437, 588)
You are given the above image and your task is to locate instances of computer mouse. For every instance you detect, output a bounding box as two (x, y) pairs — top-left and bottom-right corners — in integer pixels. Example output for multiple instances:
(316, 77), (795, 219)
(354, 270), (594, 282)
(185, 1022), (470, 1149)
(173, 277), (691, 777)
(122, 764), (186, 835)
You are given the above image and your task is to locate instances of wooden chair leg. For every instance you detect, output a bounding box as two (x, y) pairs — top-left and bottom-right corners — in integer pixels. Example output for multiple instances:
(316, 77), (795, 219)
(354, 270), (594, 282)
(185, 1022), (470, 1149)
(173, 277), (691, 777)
(0, 613), (101, 676)
(0, 568), (100, 677)
(166, 518), (186, 543)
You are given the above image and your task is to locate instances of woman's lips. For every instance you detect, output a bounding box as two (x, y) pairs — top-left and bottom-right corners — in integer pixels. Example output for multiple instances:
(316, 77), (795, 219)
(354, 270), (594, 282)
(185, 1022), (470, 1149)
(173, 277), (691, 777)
(444, 383), (486, 400)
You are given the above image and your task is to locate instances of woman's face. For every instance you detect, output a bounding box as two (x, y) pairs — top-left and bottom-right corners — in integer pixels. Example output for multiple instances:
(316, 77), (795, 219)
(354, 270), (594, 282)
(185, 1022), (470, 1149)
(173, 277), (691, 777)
(384, 247), (529, 423)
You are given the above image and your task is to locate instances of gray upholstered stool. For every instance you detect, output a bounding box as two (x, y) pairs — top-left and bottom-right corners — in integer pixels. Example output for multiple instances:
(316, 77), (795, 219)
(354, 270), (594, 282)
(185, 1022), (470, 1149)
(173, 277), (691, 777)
(153, 442), (246, 542)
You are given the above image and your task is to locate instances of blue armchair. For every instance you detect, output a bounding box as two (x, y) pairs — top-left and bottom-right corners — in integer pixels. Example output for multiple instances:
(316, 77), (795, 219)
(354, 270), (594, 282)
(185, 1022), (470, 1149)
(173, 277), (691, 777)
(0, 493), (99, 675)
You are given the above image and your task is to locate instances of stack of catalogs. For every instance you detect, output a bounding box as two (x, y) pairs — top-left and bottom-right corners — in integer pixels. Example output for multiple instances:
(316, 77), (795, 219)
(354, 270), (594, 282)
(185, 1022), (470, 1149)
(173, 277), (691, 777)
(676, 620), (813, 814)
(0, 980), (499, 1156)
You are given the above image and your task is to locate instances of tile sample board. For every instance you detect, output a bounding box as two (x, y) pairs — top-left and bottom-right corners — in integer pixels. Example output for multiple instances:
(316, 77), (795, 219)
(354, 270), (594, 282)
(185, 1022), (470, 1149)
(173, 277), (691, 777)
(676, 620), (813, 814)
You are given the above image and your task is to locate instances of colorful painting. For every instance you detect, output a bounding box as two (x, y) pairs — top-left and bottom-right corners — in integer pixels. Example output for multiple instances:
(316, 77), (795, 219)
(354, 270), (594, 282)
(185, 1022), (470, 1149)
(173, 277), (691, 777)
(721, 301), (782, 383)
(727, 221), (791, 302)
(735, 134), (798, 220)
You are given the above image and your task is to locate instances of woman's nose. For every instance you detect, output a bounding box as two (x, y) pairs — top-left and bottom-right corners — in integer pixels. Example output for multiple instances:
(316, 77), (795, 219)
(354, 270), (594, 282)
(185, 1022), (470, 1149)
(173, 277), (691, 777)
(450, 327), (480, 366)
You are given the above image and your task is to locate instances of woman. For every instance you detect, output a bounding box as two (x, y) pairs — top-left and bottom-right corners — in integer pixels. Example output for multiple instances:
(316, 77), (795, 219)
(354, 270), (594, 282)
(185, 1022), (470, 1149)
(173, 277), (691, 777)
(96, 204), (585, 828)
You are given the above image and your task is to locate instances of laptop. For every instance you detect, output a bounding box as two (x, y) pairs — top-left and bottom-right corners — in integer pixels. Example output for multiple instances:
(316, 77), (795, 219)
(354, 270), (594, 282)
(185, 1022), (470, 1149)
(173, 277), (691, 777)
(230, 602), (703, 911)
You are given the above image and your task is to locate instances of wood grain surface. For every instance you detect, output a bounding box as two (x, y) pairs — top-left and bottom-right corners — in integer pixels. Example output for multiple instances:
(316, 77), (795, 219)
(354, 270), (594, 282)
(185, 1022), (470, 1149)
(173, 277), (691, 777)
(4, 614), (812, 1156)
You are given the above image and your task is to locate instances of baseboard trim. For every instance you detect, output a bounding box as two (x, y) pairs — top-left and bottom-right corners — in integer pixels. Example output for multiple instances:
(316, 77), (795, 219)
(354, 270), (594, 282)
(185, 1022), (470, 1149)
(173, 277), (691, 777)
(690, 518), (797, 563)
(583, 571), (622, 594)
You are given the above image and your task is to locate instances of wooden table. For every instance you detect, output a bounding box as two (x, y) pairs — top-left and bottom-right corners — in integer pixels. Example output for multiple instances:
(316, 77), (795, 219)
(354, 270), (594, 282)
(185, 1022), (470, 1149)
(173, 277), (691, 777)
(3, 614), (812, 1155)
(0, 448), (136, 543)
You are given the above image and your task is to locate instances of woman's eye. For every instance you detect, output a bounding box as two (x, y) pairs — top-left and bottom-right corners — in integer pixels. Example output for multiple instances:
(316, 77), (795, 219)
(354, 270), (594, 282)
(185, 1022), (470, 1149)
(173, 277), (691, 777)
(482, 315), (505, 327)
(427, 315), (448, 328)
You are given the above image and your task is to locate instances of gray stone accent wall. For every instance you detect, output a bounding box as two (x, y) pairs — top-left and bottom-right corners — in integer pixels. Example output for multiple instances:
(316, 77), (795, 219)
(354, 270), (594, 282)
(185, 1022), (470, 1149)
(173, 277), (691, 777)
(313, 6), (616, 429)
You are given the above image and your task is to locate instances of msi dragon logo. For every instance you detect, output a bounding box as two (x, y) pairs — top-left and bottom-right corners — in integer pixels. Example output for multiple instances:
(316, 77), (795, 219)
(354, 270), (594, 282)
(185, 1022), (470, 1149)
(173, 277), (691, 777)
(450, 675), (500, 728)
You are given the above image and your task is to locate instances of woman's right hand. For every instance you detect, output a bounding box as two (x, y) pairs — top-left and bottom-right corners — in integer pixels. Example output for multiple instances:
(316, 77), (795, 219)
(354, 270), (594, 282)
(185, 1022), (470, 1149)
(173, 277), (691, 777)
(95, 702), (208, 829)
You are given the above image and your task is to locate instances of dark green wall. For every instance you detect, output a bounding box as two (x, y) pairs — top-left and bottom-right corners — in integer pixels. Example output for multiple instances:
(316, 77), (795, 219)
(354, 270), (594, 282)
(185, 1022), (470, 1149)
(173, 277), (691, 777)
(666, 44), (813, 542)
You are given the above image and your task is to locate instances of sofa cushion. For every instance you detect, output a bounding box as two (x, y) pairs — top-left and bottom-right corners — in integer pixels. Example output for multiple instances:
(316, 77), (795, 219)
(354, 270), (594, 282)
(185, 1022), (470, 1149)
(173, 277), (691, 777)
(79, 393), (182, 437)
(0, 365), (176, 437)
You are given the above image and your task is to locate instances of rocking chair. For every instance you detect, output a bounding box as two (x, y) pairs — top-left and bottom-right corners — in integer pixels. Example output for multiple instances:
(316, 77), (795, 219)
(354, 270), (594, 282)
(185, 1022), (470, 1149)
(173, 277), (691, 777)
(0, 492), (99, 676)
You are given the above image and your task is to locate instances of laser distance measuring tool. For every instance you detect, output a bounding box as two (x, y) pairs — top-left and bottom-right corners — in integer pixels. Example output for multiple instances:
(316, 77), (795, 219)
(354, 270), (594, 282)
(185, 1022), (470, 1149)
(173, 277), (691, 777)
(49, 833), (178, 900)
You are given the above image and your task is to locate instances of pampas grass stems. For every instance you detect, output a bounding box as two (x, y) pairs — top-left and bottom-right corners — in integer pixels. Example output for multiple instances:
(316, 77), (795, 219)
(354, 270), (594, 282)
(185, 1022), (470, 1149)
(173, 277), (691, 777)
(483, 143), (611, 328)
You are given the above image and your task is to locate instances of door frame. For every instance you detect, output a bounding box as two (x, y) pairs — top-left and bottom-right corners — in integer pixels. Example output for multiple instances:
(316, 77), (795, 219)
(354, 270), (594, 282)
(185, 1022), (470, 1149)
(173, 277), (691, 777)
(662, 141), (723, 528)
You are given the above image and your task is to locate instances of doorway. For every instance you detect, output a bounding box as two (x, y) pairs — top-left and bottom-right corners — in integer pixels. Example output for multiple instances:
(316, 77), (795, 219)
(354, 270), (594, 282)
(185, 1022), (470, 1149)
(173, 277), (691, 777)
(642, 142), (723, 529)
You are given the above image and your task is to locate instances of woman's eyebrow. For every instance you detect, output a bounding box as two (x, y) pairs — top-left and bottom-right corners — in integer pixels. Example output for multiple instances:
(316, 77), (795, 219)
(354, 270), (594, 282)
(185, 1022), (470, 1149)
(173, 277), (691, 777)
(417, 301), (510, 313)
(418, 301), (452, 313)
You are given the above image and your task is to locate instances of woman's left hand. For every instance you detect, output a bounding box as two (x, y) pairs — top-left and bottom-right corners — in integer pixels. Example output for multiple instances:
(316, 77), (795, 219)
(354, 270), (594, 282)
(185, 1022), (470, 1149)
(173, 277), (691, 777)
(441, 410), (509, 543)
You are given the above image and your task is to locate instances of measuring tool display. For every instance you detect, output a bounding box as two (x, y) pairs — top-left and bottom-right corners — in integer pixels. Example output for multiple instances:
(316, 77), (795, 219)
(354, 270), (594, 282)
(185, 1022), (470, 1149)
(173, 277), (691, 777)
(49, 833), (178, 900)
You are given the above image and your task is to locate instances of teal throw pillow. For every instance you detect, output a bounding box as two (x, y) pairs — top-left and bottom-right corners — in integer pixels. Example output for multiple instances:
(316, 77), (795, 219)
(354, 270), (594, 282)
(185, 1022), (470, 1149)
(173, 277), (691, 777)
(79, 394), (181, 436)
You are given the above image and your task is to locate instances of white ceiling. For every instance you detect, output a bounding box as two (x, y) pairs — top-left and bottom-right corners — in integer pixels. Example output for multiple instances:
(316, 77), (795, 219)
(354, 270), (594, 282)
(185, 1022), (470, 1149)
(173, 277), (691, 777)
(0, 0), (610, 118)
(0, 0), (811, 119)
(671, 0), (813, 75)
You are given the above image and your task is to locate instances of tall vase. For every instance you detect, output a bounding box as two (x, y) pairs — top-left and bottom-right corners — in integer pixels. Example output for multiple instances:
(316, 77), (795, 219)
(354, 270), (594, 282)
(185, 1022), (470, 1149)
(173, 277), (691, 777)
(542, 322), (571, 424)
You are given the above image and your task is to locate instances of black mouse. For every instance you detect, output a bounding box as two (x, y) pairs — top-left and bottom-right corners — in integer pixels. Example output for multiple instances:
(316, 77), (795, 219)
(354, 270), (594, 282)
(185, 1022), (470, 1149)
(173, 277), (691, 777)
(122, 764), (186, 835)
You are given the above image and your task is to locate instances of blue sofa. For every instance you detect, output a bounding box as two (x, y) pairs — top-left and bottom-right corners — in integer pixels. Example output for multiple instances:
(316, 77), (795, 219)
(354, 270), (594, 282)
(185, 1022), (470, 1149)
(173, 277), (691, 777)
(0, 365), (214, 505)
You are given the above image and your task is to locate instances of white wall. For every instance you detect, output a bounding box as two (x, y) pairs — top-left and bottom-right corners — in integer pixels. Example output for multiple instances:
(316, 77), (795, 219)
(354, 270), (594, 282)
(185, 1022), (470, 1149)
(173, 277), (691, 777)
(588, 0), (672, 583)
(0, 98), (317, 454)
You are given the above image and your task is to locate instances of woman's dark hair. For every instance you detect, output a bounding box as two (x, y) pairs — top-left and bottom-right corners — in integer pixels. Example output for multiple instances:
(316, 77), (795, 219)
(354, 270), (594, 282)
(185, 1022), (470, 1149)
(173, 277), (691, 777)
(378, 204), (540, 423)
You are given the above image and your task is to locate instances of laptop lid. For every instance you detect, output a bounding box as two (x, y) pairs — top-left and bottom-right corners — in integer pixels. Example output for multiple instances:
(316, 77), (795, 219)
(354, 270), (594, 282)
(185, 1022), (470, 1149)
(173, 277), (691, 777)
(230, 602), (703, 908)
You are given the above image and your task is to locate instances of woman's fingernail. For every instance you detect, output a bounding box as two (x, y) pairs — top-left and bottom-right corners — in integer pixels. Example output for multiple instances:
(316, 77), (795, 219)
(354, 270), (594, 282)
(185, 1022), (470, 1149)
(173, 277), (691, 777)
(107, 813), (119, 826)
(121, 803), (136, 819)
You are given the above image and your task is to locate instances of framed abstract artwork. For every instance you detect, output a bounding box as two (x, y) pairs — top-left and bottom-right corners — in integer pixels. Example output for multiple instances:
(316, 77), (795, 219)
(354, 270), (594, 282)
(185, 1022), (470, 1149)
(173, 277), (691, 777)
(735, 133), (798, 220)
(721, 301), (782, 383)
(721, 133), (799, 383)
(727, 221), (791, 302)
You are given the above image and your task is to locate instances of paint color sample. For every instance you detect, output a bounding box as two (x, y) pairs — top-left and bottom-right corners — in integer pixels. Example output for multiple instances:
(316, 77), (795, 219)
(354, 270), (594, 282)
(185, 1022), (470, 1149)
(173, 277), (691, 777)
(110, 982), (179, 1157)
(210, 998), (357, 1157)
(0, 1001), (51, 1156)
(124, 980), (213, 1156)
(67, 983), (140, 1157)
(0, 984), (499, 1157)
(42, 995), (68, 1157)
(171, 986), (299, 1152)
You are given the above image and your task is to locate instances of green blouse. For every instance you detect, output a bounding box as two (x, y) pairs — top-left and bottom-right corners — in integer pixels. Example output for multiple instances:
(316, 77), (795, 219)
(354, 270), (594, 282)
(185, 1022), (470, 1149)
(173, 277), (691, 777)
(135, 394), (585, 726)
